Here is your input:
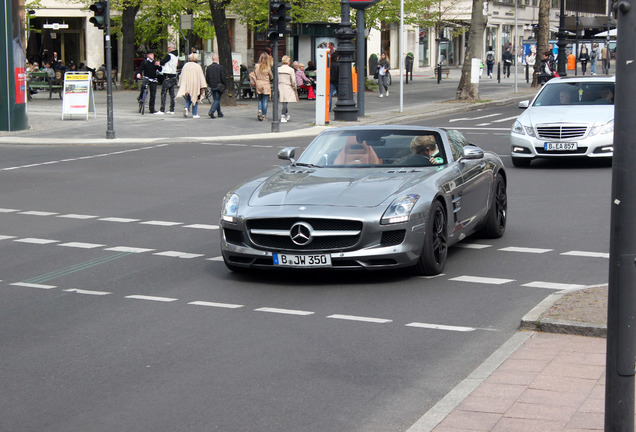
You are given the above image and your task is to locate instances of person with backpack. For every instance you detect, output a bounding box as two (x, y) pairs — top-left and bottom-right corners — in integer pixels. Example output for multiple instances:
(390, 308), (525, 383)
(502, 46), (513, 78)
(485, 46), (495, 78)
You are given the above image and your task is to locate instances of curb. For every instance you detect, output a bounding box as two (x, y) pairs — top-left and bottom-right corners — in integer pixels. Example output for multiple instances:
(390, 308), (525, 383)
(520, 284), (608, 338)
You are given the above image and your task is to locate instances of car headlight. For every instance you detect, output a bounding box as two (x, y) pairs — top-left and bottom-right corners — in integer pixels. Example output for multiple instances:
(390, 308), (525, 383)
(589, 119), (614, 137)
(512, 120), (535, 137)
(221, 193), (240, 223)
(381, 194), (419, 225)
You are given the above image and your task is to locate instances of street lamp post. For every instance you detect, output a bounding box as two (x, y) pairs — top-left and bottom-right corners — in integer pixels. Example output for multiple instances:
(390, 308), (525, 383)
(556, 0), (567, 76)
(333, 0), (358, 121)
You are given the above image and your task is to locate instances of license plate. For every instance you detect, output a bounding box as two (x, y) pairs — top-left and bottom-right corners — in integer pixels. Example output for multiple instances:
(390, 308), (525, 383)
(273, 253), (332, 267)
(544, 142), (577, 151)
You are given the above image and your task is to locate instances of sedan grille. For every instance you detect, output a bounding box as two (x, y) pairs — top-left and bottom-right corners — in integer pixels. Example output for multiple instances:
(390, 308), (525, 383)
(246, 218), (363, 251)
(536, 125), (587, 140)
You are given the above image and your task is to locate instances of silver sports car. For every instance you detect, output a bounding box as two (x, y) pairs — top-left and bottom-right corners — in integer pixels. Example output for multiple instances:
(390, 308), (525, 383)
(220, 126), (507, 275)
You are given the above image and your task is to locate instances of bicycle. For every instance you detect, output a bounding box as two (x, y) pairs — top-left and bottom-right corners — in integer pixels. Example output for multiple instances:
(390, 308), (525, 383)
(138, 81), (149, 115)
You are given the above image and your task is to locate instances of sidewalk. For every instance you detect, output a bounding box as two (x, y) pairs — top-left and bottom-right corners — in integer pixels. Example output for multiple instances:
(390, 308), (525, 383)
(0, 67), (536, 145)
(1, 68), (620, 431)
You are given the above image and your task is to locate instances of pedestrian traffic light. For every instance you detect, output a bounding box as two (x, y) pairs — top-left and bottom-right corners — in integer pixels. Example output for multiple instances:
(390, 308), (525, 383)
(89, 0), (107, 30)
(268, 1), (291, 40)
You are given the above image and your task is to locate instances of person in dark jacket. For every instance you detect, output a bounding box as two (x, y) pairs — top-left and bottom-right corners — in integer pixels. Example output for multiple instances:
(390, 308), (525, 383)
(502, 46), (513, 78)
(205, 53), (226, 119)
(578, 45), (590, 75)
(136, 50), (161, 114)
(158, 43), (179, 114)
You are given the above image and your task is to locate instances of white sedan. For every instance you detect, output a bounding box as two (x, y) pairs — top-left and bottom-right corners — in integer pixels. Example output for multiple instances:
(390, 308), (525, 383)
(510, 76), (615, 167)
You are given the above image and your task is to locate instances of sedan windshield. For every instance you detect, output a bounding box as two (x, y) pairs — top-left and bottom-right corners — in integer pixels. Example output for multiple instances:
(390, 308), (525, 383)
(533, 82), (615, 107)
(296, 130), (447, 168)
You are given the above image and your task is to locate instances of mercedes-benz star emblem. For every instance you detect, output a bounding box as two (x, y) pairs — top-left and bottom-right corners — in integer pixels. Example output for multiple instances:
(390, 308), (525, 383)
(290, 222), (313, 246)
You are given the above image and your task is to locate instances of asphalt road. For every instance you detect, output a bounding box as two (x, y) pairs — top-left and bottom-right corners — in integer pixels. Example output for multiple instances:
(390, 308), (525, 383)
(0, 102), (611, 432)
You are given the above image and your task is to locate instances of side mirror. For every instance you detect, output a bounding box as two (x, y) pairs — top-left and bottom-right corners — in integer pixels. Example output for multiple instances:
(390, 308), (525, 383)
(519, 100), (530, 109)
(278, 147), (296, 161)
(459, 145), (484, 162)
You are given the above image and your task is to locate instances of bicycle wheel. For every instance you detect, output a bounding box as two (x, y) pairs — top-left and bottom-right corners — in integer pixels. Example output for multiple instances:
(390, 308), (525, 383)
(138, 91), (144, 113)
(140, 88), (147, 115)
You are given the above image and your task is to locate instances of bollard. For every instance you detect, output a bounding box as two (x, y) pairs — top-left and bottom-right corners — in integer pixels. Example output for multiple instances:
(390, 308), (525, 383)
(525, 64), (529, 83)
(497, 62), (501, 83)
(437, 63), (442, 84)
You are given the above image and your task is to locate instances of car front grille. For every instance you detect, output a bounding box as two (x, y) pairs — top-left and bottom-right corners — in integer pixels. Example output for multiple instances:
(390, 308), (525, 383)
(246, 218), (363, 251)
(536, 125), (587, 140)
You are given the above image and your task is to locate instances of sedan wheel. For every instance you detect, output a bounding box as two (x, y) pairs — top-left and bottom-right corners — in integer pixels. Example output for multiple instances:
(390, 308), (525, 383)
(479, 173), (507, 238)
(412, 201), (447, 276)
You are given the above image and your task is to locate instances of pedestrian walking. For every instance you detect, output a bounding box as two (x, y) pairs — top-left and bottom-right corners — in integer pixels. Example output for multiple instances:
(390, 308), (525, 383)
(157, 43), (178, 114)
(176, 53), (207, 119)
(377, 52), (390, 97)
(250, 52), (273, 121)
(601, 45), (611, 75)
(205, 53), (226, 119)
(278, 55), (298, 123)
(578, 45), (590, 75)
(485, 46), (495, 78)
(502, 46), (513, 78)
(590, 43), (599, 75)
(136, 50), (161, 114)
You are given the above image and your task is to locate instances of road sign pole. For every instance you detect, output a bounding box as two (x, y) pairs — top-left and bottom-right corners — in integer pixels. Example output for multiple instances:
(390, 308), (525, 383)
(605, 1), (636, 430)
(105, 0), (115, 139)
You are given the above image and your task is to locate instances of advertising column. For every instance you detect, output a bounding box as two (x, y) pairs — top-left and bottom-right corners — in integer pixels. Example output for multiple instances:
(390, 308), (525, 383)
(0, 0), (28, 131)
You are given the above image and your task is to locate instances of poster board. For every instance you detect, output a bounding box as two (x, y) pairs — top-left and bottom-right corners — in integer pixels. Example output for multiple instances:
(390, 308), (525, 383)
(62, 71), (95, 120)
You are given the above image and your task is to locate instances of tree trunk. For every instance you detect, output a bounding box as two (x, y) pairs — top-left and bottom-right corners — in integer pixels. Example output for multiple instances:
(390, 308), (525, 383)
(120, 5), (139, 89)
(209, 0), (237, 106)
(532, 0), (551, 87)
(456, 0), (487, 100)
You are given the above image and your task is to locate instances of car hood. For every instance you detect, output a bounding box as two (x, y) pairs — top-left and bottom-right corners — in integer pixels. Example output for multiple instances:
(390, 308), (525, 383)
(248, 167), (436, 207)
(524, 105), (613, 125)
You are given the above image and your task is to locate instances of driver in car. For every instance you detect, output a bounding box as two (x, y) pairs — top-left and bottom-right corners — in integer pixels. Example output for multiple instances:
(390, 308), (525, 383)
(410, 135), (444, 165)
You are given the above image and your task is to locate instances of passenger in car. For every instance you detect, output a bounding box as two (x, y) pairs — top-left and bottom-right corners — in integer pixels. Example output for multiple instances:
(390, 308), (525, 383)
(595, 86), (614, 104)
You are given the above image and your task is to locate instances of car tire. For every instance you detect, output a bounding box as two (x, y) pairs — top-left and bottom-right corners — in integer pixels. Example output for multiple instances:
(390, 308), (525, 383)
(479, 173), (507, 238)
(412, 201), (447, 276)
(511, 157), (531, 168)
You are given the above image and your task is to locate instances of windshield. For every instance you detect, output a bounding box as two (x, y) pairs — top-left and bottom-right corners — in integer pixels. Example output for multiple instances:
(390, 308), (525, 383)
(296, 130), (447, 168)
(533, 82), (615, 106)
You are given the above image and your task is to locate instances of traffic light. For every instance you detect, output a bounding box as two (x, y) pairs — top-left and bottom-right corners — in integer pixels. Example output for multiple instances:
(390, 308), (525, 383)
(89, 0), (107, 30)
(268, 1), (291, 40)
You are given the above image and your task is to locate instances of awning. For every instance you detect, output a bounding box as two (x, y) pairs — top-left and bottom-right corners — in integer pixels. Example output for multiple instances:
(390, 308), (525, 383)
(594, 28), (617, 37)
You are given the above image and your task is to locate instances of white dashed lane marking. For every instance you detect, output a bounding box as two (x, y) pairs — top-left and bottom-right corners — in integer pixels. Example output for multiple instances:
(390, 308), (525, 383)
(140, 220), (183, 227)
(561, 251), (610, 259)
(14, 238), (59, 244)
(104, 246), (155, 253)
(405, 322), (476, 332)
(449, 276), (515, 285)
(64, 288), (111, 296)
(327, 314), (392, 324)
(19, 211), (58, 216)
(11, 282), (57, 289)
(522, 281), (587, 290)
(98, 217), (140, 223)
(498, 246), (553, 254)
(58, 242), (106, 249)
(153, 251), (204, 259)
(125, 295), (178, 302)
(189, 301), (244, 309)
(255, 307), (315, 316)
(57, 214), (98, 220)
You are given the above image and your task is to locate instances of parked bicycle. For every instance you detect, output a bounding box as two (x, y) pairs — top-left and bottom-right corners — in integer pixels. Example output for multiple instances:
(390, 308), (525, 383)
(138, 82), (149, 115)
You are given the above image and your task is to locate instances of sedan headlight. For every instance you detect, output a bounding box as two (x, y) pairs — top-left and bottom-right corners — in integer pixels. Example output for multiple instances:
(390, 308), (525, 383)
(381, 194), (419, 225)
(589, 119), (614, 137)
(221, 193), (240, 223)
(512, 120), (535, 137)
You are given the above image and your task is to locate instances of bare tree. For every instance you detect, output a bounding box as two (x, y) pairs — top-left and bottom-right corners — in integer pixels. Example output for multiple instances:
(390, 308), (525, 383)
(532, 0), (551, 87)
(209, 0), (237, 106)
(456, 0), (487, 100)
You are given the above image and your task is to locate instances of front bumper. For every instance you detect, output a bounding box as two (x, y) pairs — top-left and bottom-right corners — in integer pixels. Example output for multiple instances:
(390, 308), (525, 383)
(510, 133), (613, 160)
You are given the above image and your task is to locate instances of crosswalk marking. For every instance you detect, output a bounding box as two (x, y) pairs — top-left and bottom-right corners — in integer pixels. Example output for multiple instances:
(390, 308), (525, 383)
(449, 275), (515, 285)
